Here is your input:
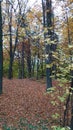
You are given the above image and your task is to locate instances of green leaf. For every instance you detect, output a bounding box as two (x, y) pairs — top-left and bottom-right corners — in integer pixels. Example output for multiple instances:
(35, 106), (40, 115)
(58, 96), (65, 102)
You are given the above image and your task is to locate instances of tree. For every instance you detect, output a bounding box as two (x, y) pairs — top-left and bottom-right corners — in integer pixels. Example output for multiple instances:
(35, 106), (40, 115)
(8, 2), (13, 79)
(42, 0), (58, 89)
(59, 1), (73, 128)
(3, 0), (30, 79)
(0, 0), (3, 94)
(71, 69), (73, 130)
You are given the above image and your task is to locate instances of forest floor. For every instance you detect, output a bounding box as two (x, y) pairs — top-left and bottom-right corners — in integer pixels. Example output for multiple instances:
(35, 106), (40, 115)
(0, 78), (70, 129)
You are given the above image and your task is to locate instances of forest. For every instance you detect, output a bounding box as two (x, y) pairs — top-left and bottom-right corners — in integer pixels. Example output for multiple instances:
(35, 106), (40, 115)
(0, 0), (73, 129)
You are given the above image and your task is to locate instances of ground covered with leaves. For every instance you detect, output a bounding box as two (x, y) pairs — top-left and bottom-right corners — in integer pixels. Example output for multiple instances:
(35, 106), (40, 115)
(0, 78), (70, 129)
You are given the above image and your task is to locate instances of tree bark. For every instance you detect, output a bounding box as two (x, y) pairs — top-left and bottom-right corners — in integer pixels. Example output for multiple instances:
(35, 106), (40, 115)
(0, 1), (3, 94)
(71, 70), (73, 130)
(21, 42), (25, 78)
(26, 40), (31, 78)
(46, 0), (52, 89)
(8, 5), (13, 79)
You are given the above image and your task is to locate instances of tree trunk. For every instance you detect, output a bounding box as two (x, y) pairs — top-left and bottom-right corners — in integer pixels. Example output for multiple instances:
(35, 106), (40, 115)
(8, 5), (13, 79)
(18, 51), (22, 79)
(0, 1), (3, 94)
(12, 28), (18, 61)
(41, 57), (44, 78)
(32, 57), (35, 77)
(21, 42), (25, 78)
(26, 41), (31, 78)
(71, 70), (73, 130)
(42, 0), (53, 89)
(27, 55), (31, 78)
(42, 0), (46, 28)
(36, 56), (39, 80)
(46, 0), (52, 89)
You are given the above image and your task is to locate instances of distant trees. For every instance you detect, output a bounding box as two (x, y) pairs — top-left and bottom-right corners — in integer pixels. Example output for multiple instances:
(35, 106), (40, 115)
(17, 38), (31, 79)
(3, 0), (18, 79)
(3, 0), (30, 79)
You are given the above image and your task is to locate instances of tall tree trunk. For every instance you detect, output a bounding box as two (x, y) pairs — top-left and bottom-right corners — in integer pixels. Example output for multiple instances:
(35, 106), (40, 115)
(0, 1), (3, 94)
(32, 57), (35, 77)
(46, 0), (52, 89)
(70, 70), (73, 130)
(26, 40), (31, 78)
(36, 55), (39, 80)
(27, 55), (31, 78)
(42, 0), (53, 88)
(18, 51), (22, 79)
(21, 42), (25, 78)
(42, 0), (46, 28)
(8, 5), (13, 79)
(41, 56), (44, 78)
(12, 28), (18, 61)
